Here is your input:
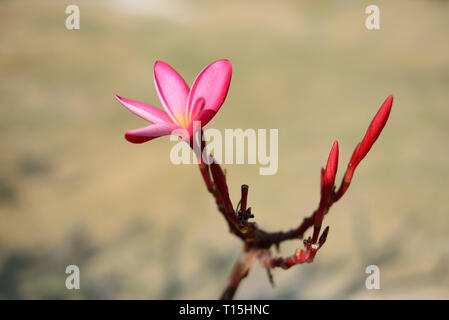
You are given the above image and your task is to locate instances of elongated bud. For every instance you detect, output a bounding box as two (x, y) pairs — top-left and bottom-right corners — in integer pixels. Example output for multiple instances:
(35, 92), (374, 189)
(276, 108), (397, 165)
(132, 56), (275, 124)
(335, 95), (393, 201)
(324, 141), (339, 187)
(353, 95), (393, 168)
(313, 141), (339, 243)
(319, 141), (339, 209)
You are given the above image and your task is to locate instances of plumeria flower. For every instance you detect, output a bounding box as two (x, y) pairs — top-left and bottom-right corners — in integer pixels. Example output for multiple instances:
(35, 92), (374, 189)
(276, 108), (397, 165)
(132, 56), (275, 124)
(115, 59), (232, 144)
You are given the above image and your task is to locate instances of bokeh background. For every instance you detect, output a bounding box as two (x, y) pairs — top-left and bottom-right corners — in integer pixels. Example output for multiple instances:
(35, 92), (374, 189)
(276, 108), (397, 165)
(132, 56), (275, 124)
(1, 0), (448, 299)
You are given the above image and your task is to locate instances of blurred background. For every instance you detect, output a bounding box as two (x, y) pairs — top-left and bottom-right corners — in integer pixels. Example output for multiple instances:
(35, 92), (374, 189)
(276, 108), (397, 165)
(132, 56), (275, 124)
(1, 0), (448, 299)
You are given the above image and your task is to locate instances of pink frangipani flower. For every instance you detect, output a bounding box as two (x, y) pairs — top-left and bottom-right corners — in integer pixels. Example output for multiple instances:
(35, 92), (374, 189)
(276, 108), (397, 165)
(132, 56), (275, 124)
(115, 59), (232, 144)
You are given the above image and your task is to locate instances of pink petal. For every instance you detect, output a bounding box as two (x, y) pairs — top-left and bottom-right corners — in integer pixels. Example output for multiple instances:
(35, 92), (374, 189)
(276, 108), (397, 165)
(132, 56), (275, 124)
(189, 97), (205, 122)
(196, 108), (218, 130)
(187, 59), (232, 127)
(183, 98), (206, 142)
(114, 94), (173, 124)
(153, 61), (190, 127)
(125, 123), (180, 144)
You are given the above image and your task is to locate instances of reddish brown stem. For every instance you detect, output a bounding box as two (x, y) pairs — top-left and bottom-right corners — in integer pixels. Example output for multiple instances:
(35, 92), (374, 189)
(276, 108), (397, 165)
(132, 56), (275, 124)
(240, 184), (248, 213)
(195, 95), (392, 299)
(260, 226), (329, 269)
(220, 247), (260, 300)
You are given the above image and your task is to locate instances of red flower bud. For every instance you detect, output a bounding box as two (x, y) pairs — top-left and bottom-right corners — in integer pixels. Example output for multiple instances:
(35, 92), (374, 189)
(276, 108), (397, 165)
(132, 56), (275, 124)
(351, 94), (393, 169)
(324, 140), (339, 188)
(319, 141), (339, 210)
(335, 95), (393, 201)
(313, 141), (339, 243)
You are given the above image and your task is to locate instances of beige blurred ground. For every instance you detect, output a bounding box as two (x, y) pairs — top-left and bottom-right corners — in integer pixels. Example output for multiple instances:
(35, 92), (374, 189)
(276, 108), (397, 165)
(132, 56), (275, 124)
(0, 0), (448, 299)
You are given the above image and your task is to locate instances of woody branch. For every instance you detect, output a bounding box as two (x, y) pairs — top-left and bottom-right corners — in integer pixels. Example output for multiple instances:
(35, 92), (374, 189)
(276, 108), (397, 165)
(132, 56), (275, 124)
(193, 95), (393, 299)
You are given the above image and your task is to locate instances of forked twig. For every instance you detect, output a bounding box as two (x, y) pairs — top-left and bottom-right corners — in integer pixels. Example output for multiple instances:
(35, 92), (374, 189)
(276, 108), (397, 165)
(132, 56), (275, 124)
(194, 95), (393, 299)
